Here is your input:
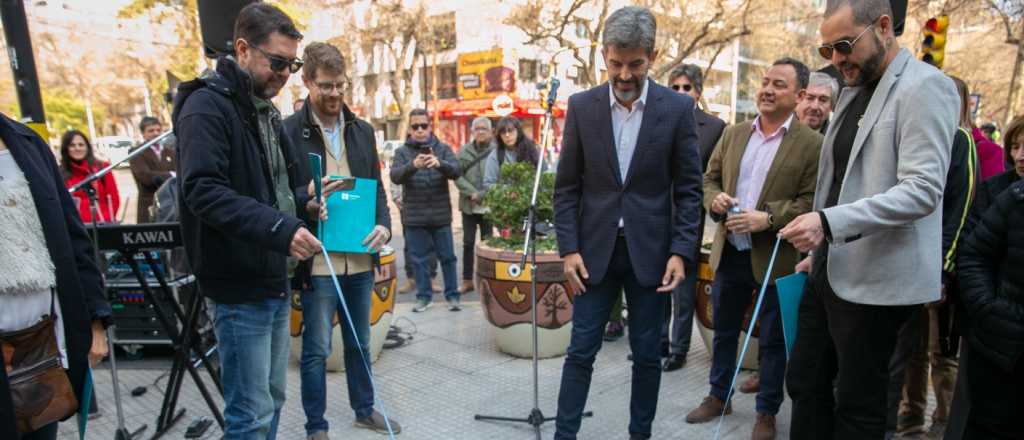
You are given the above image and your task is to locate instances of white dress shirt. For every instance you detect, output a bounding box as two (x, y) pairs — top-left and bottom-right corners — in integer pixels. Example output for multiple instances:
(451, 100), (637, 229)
(609, 80), (649, 227)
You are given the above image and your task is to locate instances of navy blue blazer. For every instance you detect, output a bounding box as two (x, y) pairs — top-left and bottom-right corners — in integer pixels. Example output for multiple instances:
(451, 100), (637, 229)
(0, 114), (112, 436)
(554, 80), (703, 287)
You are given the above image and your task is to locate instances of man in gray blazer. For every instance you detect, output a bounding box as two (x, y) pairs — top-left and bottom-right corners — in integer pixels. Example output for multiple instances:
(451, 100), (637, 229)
(779, 1), (959, 439)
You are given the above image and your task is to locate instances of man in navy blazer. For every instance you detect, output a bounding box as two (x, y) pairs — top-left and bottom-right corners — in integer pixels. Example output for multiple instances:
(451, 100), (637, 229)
(552, 7), (703, 440)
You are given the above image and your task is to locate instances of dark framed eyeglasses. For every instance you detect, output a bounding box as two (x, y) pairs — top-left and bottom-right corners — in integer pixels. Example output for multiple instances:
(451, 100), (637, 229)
(499, 127), (517, 134)
(671, 84), (694, 92)
(818, 24), (874, 60)
(246, 41), (303, 73)
(410, 123), (430, 131)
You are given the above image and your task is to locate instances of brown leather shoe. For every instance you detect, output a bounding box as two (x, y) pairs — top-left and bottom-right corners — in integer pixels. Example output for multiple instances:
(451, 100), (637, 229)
(751, 413), (776, 440)
(398, 279), (416, 294)
(685, 396), (731, 424)
(458, 280), (475, 294)
(740, 374), (760, 394)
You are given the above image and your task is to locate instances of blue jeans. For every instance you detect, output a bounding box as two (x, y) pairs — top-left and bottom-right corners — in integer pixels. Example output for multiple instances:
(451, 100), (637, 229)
(212, 297), (290, 439)
(555, 237), (668, 440)
(708, 244), (786, 415)
(300, 273), (376, 435)
(406, 225), (458, 301)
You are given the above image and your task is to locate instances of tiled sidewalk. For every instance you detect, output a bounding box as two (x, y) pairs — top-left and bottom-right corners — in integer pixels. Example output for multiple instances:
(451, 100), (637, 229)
(61, 300), (799, 440)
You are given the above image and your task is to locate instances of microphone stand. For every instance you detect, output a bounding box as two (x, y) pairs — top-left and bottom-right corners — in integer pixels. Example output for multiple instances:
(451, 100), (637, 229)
(473, 79), (592, 440)
(74, 132), (172, 440)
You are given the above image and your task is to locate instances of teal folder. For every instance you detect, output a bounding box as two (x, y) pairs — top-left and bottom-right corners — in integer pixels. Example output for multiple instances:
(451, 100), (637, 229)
(321, 176), (376, 254)
(776, 272), (807, 359)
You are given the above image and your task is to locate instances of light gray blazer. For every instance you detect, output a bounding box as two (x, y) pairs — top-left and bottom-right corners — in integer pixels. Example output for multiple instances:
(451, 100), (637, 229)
(815, 48), (959, 306)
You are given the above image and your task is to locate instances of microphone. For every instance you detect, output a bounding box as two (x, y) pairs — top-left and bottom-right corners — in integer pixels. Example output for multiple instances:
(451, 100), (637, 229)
(537, 78), (560, 110)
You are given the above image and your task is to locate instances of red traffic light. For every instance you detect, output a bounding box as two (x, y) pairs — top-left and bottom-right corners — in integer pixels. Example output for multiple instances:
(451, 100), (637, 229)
(926, 16), (949, 33)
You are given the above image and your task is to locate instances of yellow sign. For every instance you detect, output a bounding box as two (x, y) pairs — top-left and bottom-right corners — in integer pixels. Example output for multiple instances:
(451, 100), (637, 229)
(457, 48), (514, 100)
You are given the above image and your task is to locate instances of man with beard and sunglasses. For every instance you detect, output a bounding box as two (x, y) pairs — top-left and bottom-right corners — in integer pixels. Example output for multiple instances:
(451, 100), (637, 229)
(779, 0), (960, 438)
(174, 4), (320, 438)
(552, 6), (702, 440)
(795, 72), (839, 134)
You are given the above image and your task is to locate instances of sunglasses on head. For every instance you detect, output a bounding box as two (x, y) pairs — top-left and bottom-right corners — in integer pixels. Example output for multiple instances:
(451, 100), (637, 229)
(817, 24), (874, 60)
(246, 41), (304, 73)
(671, 84), (693, 92)
(411, 123), (429, 131)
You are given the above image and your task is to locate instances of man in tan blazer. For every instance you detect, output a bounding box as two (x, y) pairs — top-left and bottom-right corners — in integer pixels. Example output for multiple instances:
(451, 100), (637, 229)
(130, 116), (175, 223)
(685, 58), (822, 440)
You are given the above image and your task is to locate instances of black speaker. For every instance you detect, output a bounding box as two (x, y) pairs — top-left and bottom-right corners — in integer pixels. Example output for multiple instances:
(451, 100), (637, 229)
(891, 0), (907, 36)
(197, 0), (256, 58)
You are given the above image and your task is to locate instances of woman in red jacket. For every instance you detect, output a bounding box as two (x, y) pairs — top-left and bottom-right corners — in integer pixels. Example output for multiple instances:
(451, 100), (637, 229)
(59, 130), (120, 223)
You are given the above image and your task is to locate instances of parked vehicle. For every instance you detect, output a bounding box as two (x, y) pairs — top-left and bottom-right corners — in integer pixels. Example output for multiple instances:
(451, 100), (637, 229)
(94, 136), (134, 168)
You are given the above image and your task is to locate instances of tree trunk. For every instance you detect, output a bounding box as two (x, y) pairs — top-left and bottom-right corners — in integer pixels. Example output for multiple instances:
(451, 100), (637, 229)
(1006, 43), (1024, 127)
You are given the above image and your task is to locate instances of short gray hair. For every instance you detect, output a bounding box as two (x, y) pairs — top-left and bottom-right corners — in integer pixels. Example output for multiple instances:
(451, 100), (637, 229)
(807, 72), (840, 104)
(602, 6), (657, 54)
(668, 64), (704, 94)
(825, 0), (891, 26)
(471, 116), (492, 130)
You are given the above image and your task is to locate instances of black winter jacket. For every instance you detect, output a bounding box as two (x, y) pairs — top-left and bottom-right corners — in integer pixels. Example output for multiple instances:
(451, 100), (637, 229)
(173, 57), (309, 304)
(389, 135), (460, 227)
(282, 100), (391, 288)
(958, 180), (1024, 372)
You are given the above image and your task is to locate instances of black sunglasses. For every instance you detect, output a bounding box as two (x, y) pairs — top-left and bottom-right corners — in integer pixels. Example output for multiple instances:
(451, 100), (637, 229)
(818, 24), (874, 60)
(411, 123), (429, 131)
(671, 84), (694, 92)
(246, 41), (304, 73)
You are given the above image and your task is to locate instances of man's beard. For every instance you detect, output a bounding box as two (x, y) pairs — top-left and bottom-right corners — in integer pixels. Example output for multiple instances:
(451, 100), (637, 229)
(845, 34), (886, 87)
(612, 76), (644, 102)
(252, 74), (284, 99)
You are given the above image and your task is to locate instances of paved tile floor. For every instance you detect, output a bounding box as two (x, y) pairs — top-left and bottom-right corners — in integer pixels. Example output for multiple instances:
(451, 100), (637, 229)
(62, 299), (807, 440)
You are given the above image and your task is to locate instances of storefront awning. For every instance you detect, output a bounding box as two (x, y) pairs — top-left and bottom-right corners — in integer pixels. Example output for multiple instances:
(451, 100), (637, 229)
(428, 98), (567, 119)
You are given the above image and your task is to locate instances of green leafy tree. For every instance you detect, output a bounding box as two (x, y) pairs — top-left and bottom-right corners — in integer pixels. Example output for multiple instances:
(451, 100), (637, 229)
(483, 162), (557, 251)
(43, 89), (106, 138)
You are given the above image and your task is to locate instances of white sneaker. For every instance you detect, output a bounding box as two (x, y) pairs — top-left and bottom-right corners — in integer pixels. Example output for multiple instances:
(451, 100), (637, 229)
(412, 298), (431, 313)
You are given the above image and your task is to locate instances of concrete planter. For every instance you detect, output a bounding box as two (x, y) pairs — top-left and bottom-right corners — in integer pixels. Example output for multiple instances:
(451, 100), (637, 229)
(289, 248), (398, 371)
(694, 248), (760, 369)
(475, 242), (574, 359)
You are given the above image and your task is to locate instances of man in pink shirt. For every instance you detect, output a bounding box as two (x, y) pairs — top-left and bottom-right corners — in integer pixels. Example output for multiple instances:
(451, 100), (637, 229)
(687, 58), (824, 440)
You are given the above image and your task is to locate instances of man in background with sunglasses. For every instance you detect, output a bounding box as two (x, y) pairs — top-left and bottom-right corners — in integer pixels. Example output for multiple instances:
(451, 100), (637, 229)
(174, 4), (319, 438)
(659, 63), (728, 373)
(390, 110), (462, 313)
(780, 0), (959, 438)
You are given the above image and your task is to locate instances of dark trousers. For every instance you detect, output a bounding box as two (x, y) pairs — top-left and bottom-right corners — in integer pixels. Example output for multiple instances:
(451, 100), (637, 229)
(962, 345), (1024, 439)
(661, 256), (697, 356)
(554, 236), (668, 440)
(885, 307), (925, 431)
(21, 423), (57, 440)
(401, 223), (436, 279)
(709, 244), (786, 415)
(461, 213), (491, 281)
(787, 255), (915, 440)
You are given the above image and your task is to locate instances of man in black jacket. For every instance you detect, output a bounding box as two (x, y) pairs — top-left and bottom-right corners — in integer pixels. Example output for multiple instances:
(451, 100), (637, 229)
(173, 4), (319, 438)
(389, 109), (461, 313)
(282, 41), (399, 437)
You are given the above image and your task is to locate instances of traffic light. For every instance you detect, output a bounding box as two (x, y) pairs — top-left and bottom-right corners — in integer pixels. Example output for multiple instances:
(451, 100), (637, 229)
(922, 16), (949, 69)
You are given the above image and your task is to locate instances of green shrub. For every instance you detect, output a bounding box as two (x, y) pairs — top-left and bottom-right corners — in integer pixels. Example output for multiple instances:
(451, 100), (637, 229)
(483, 161), (558, 251)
